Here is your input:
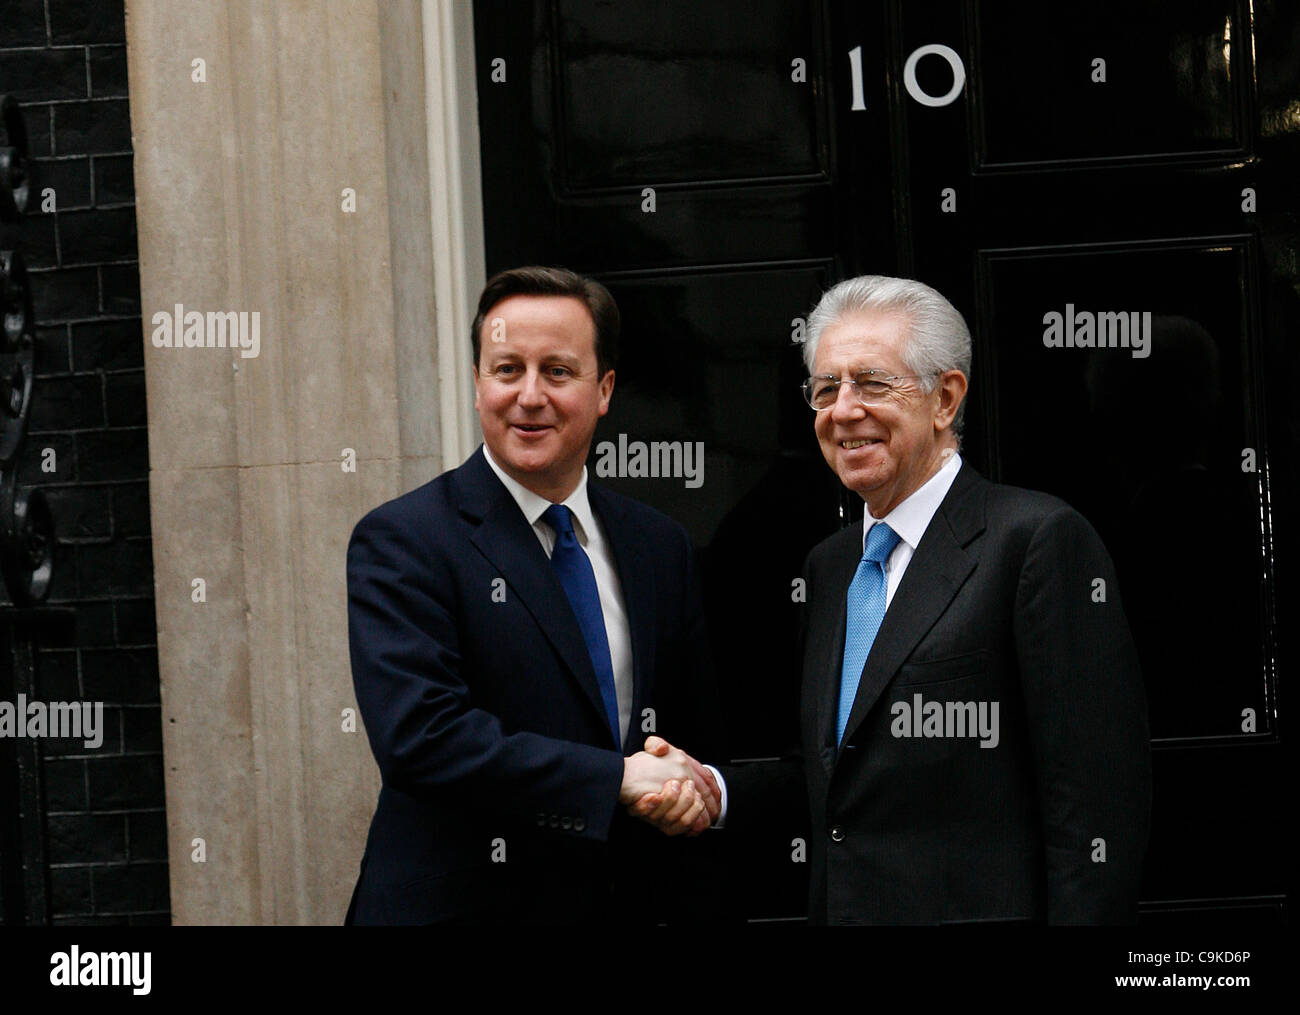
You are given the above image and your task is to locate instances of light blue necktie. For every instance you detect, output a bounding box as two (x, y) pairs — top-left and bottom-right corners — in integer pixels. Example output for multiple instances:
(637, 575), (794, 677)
(836, 522), (901, 746)
(541, 504), (621, 747)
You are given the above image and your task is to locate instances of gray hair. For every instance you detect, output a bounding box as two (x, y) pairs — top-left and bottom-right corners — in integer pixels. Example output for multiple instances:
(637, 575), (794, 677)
(804, 275), (972, 437)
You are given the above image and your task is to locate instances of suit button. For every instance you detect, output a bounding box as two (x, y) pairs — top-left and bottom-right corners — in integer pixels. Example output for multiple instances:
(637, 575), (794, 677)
(829, 826), (845, 842)
(574, 818), (586, 832)
(561, 816), (573, 830)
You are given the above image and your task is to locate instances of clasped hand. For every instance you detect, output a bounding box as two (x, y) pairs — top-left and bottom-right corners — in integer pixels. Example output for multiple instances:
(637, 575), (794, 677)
(618, 736), (719, 837)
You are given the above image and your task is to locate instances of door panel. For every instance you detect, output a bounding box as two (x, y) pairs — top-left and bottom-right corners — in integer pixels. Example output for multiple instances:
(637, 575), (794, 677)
(554, 1), (826, 188)
(973, 0), (1248, 166)
(977, 239), (1273, 742)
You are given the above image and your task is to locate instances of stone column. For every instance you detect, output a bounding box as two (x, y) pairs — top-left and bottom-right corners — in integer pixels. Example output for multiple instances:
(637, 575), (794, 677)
(126, 0), (480, 923)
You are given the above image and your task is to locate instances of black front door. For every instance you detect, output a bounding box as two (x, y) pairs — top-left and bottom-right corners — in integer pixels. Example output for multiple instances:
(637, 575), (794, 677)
(473, 0), (1295, 923)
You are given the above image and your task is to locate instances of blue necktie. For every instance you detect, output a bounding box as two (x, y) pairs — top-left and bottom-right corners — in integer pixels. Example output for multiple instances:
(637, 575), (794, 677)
(541, 504), (621, 747)
(836, 522), (901, 746)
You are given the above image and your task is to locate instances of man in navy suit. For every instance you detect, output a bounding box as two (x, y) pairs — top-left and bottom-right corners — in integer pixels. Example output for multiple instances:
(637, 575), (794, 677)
(345, 266), (724, 925)
(635, 275), (1151, 924)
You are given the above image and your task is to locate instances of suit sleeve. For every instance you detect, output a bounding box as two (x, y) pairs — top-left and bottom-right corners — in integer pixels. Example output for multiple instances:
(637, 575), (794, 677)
(1013, 505), (1152, 924)
(346, 509), (625, 841)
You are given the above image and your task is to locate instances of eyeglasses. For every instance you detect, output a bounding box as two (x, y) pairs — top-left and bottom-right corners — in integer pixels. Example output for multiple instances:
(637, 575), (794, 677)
(802, 370), (935, 411)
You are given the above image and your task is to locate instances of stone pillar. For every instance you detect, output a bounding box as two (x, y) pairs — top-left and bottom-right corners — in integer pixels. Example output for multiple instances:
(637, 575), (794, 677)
(126, 0), (481, 923)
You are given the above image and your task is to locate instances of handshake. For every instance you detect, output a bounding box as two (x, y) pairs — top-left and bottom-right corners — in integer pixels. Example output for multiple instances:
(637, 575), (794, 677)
(618, 736), (719, 837)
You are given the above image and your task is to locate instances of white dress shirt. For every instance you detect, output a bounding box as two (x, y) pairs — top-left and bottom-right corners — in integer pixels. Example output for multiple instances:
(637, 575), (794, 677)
(482, 445), (634, 746)
(866, 449), (963, 605)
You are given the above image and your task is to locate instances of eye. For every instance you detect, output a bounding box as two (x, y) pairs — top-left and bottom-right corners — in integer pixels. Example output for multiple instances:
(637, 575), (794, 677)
(493, 363), (521, 378)
(545, 365), (573, 379)
(812, 378), (838, 402)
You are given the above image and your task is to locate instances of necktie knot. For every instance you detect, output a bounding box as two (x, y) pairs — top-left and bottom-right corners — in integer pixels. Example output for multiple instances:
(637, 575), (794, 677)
(542, 503), (576, 541)
(863, 522), (901, 564)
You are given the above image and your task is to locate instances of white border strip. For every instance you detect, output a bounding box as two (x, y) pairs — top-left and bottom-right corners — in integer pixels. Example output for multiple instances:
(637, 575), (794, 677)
(422, 0), (486, 467)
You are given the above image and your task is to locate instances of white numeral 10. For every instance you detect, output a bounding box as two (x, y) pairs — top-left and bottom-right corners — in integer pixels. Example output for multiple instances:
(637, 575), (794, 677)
(848, 42), (967, 111)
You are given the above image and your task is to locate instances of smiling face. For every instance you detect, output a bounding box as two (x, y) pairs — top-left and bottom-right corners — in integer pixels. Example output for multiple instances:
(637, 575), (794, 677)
(473, 293), (614, 502)
(812, 308), (965, 518)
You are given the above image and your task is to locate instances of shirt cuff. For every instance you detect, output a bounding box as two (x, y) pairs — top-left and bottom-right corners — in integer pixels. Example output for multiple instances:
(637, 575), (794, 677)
(704, 764), (727, 828)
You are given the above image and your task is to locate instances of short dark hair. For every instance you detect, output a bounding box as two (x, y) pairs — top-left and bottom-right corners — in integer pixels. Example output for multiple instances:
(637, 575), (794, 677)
(471, 266), (620, 375)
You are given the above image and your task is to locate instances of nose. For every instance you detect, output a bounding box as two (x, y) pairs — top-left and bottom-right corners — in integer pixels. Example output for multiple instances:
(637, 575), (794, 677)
(829, 379), (866, 423)
(517, 368), (548, 408)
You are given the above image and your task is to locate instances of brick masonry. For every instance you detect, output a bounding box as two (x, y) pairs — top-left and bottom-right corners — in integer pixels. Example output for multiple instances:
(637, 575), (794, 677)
(0, 0), (167, 925)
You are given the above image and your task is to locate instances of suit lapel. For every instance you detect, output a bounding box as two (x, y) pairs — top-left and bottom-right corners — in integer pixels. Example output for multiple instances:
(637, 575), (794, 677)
(588, 483), (654, 754)
(455, 449), (617, 746)
(835, 463), (988, 756)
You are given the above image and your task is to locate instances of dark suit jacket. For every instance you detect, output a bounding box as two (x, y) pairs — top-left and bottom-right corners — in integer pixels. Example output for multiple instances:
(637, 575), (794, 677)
(344, 447), (721, 924)
(726, 461), (1151, 924)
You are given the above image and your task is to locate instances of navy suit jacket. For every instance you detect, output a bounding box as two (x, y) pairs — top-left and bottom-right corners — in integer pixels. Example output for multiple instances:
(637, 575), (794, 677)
(724, 462), (1152, 924)
(344, 447), (722, 924)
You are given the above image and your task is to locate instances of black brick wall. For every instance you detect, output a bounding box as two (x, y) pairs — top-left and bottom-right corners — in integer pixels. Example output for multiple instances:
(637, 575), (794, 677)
(1, 0), (167, 925)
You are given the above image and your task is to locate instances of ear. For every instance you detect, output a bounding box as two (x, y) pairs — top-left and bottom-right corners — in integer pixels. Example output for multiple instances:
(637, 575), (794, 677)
(933, 369), (968, 432)
(596, 369), (615, 416)
(472, 363), (481, 412)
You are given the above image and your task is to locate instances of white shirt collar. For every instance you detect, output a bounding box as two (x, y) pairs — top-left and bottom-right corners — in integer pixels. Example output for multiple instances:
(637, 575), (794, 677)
(864, 450), (963, 552)
(481, 444), (599, 543)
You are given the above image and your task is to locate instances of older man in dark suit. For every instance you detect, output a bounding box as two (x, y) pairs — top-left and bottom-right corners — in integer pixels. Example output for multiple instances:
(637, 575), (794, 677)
(345, 266), (723, 925)
(635, 275), (1151, 924)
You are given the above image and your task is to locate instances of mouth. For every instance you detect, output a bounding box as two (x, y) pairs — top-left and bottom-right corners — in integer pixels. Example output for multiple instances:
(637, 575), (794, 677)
(840, 438), (882, 450)
(510, 423), (553, 438)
